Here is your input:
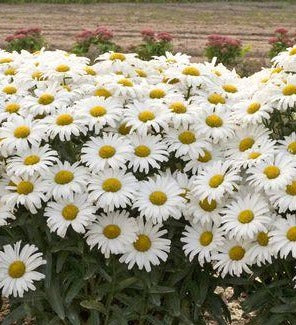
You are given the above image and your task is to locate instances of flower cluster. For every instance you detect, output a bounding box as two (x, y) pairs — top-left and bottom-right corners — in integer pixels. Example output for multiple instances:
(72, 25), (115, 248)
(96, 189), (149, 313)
(268, 27), (296, 58)
(4, 27), (45, 53)
(205, 34), (243, 65)
(0, 45), (296, 299)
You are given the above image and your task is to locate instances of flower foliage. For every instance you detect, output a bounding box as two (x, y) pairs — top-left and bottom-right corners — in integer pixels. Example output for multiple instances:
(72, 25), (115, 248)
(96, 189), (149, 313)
(135, 29), (174, 60)
(4, 27), (46, 53)
(0, 46), (295, 324)
(72, 26), (120, 56)
(205, 34), (247, 66)
(268, 28), (296, 59)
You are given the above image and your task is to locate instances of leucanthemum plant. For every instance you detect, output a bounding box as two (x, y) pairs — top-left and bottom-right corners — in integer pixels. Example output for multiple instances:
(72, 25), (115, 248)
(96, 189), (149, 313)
(0, 47), (296, 325)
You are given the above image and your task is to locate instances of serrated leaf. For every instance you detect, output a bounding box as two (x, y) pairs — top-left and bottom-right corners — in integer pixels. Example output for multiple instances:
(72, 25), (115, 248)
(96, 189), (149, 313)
(45, 278), (65, 320)
(65, 279), (84, 304)
(149, 286), (175, 294)
(81, 300), (107, 314)
(116, 277), (138, 291)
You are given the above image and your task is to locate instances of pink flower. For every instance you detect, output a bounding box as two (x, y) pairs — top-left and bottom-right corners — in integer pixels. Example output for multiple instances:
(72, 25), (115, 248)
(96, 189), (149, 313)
(275, 27), (288, 35)
(95, 26), (114, 40)
(141, 28), (155, 38)
(157, 32), (173, 42)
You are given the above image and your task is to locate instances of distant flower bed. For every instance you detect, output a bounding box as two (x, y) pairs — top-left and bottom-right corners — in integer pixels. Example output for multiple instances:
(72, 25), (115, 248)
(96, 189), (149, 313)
(0, 47), (296, 324)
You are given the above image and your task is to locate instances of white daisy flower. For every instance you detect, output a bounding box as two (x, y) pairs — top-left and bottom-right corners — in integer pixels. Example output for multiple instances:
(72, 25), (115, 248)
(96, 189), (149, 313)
(119, 218), (171, 272)
(268, 178), (296, 213)
(221, 191), (271, 240)
(81, 133), (132, 172)
(41, 161), (89, 200)
(133, 174), (185, 224)
(85, 210), (138, 258)
(123, 100), (169, 135)
(76, 96), (122, 134)
(0, 115), (46, 156)
(213, 240), (252, 277)
(195, 104), (235, 143)
(247, 154), (296, 192)
(0, 202), (15, 226)
(127, 134), (169, 173)
(6, 145), (59, 177)
(88, 168), (138, 211)
(270, 214), (296, 259)
(45, 193), (96, 238)
(0, 241), (46, 297)
(2, 175), (48, 214)
(248, 230), (274, 266)
(42, 107), (87, 141)
(165, 125), (211, 158)
(277, 132), (296, 157)
(193, 161), (241, 202)
(181, 222), (224, 265)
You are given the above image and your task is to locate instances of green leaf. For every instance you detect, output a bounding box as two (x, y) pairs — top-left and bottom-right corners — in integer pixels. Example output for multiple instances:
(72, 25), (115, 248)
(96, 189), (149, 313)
(116, 277), (138, 291)
(270, 303), (296, 314)
(45, 278), (65, 320)
(65, 279), (84, 304)
(81, 300), (107, 314)
(166, 292), (180, 317)
(149, 286), (175, 294)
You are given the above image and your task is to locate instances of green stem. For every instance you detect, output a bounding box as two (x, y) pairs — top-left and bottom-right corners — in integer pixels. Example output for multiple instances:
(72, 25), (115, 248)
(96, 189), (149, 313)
(104, 257), (116, 325)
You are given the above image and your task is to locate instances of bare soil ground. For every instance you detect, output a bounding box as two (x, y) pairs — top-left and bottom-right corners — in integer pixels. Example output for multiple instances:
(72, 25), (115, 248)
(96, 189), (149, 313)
(0, 2), (295, 61)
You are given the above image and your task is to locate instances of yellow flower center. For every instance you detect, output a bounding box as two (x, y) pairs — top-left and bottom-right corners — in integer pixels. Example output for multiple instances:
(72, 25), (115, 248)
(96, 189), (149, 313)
(169, 102), (187, 114)
(197, 150), (212, 163)
(109, 53), (126, 61)
(208, 93), (226, 105)
(260, 77), (269, 84)
(178, 131), (196, 144)
(272, 67), (283, 74)
(103, 224), (121, 239)
(248, 151), (261, 160)
(149, 89), (166, 99)
(199, 231), (213, 246)
(286, 181), (296, 196)
(257, 232), (269, 246)
(238, 209), (254, 224)
(223, 84), (237, 93)
(213, 70), (222, 76)
(282, 84), (296, 96)
(17, 181), (34, 195)
(118, 78), (133, 87)
(24, 155), (40, 165)
(3, 85), (17, 95)
(118, 123), (131, 135)
(133, 234), (151, 252)
(209, 174), (224, 188)
(102, 178), (122, 192)
(54, 170), (74, 185)
(84, 66), (96, 75)
(289, 48), (296, 56)
(4, 67), (16, 76)
(94, 88), (112, 98)
(205, 114), (223, 127)
(56, 114), (73, 126)
(99, 145), (116, 158)
(287, 226), (296, 241)
(14, 126), (30, 138)
(229, 246), (245, 261)
(38, 93), (54, 105)
(89, 105), (106, 117)
(8, 261), (26, 278)
(288, 141), (296, 155)
(264, 165), (280, 179)
(5, 103), (20, 113)
(135, 69), (147, 77)
(138, 111), (155, 122)
(55, 64), (70, 72)
(239, 137), (255, 152)
(182, 66), (200, 76)
(32, 72), (43, 81)
(247, 102), (261, 114)
(0, 58), (13, 64)
(149, 191), (167, 206)
(62, 204), (79, 220)
(199, 198), (217, 212)
(134, 145), (151, 157)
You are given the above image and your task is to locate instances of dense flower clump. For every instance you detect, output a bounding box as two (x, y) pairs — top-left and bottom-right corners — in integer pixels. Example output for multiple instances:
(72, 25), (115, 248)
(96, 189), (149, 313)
(0, 46), (296, 300)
